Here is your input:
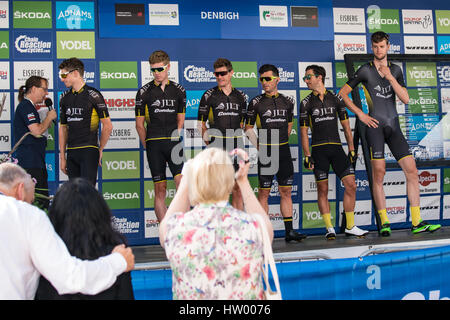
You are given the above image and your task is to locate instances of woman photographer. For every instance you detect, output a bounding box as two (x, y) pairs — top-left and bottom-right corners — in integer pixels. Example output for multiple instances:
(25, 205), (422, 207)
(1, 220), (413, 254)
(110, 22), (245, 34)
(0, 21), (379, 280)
(159, 147), (273, 300)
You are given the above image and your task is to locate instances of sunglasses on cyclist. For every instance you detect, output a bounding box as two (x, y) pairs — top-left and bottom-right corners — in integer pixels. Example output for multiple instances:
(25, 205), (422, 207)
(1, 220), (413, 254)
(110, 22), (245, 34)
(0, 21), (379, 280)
(59, 69), (78, 79)
(214, 71), (229, 77)
(302, 74), (318, 81)
(151, 65), (169, 73)
(259, 76), (278, 83)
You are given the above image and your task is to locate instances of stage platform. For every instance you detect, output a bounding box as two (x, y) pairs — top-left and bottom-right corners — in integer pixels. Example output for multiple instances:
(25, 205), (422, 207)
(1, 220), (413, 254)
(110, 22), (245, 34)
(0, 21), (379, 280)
(132, 226), (450, 270)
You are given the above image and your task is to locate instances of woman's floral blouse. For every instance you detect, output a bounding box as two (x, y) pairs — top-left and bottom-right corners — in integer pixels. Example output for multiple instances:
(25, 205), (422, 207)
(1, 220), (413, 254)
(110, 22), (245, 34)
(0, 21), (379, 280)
(164, 202), (265, 300)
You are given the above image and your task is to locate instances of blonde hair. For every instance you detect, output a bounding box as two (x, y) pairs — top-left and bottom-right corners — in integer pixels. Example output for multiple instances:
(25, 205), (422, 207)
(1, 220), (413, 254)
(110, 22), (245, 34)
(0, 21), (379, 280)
(187, 148), (235, 205)
(149, 50), (170, 65)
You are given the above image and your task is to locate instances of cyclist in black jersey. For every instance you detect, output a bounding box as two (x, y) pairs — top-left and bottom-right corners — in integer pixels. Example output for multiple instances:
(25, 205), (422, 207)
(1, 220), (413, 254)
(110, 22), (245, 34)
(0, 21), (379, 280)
(135, 50), (186, 223)
(339, 31), (441, 236)
(59, 58), (112, 186)
(246, 64), (306, 242)
(301, 65), (368, 239)
(197, 58), (247, 210)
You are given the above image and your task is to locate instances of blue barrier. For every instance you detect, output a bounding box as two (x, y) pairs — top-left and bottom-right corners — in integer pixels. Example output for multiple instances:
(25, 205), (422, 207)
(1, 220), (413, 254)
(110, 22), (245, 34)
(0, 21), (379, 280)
(131, 245), (450, 300)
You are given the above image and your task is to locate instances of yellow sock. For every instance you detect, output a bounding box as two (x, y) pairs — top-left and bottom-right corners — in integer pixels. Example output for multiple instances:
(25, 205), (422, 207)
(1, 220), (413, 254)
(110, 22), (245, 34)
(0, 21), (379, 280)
(378, 208), (389, 225)
(322, 213), (333, 229)
(411, 206), (421, 227)
(345, 211), (355, 230)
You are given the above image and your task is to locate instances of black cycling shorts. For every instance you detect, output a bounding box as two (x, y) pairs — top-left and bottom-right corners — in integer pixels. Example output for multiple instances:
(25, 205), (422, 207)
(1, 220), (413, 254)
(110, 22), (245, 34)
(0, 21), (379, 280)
(67, 147), (99, 185)
(258, 143), (293, 189)
(366, 118), (411, 161)
(146, 139), (184, 183)
(312, 144), (354, 182)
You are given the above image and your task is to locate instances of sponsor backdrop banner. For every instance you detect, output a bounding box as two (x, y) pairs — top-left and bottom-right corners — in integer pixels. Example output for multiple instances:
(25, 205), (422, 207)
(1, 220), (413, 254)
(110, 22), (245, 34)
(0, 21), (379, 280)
(98, 0), (334, 41)
(0, 0), (449, 246)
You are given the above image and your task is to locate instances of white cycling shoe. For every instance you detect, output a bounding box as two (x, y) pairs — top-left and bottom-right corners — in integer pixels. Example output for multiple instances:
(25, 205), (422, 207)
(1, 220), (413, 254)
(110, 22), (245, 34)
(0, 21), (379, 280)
(345, 225), (369, 237)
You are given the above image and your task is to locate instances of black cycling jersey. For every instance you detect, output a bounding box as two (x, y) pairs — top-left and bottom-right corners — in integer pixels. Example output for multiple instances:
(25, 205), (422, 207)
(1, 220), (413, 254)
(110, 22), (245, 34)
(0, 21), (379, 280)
(197, 86), (247, 138)
(246, 93), (294, 145)
(135, 80), (186, 140)
(300, 90), (349, 147)
(59, 85), (109, 149)
(346, 62), (411, 160)
(346, 62), (405, 124)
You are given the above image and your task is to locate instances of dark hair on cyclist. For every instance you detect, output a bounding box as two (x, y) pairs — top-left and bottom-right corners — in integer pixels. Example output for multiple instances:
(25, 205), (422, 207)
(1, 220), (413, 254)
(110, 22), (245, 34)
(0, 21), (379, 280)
(213, 58), (233, 71)
(305, 65), (326, 84)
(149, 50), (170, 65)
(371, 31), (390, 44)
(48, 177), (127, 260)
(58, 57), (85, 77)
(18, 76), (48, 102)
(258, 64), (279, 77)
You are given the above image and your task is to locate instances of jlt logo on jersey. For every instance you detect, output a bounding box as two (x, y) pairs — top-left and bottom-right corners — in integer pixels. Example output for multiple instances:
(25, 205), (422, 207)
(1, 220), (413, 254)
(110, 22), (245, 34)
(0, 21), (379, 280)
(216, 102), (239, 111)
(151, 99), (176, 108)
(66, 107), (83, 116)
(262, 109), (287, 118)
(373, 84), (393, 98)
(312, 106), (334, 117)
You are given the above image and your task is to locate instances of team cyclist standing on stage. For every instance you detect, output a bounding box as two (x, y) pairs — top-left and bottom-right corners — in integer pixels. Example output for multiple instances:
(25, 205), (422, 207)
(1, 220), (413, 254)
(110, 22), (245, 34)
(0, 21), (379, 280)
(39, 30), (441, 242)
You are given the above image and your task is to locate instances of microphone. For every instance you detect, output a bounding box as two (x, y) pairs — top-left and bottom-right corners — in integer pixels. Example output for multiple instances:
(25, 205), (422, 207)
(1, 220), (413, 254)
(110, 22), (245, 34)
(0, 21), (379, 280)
(44, 98), (56, 125)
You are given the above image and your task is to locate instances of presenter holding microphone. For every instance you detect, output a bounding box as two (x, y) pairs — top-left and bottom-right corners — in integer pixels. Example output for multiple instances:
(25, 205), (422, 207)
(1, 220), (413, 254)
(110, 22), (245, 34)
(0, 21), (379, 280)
(13, 76), (57, 211)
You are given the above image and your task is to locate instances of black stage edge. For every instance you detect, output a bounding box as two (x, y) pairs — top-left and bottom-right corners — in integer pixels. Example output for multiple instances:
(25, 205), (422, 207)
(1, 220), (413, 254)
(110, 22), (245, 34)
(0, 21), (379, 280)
(131, 226), (450, 267)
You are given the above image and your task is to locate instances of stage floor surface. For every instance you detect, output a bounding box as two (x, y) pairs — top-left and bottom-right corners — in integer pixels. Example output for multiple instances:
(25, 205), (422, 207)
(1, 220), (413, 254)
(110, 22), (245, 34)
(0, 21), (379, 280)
(132, 226), (450, 270)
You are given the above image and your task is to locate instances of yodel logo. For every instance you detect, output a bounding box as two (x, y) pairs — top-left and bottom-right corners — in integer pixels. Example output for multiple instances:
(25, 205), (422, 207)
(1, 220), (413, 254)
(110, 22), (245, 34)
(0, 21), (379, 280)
(60, 40), (92, 50)
(105, 160), (137, 170)
(439, 18), (450, 26)
(409, 70), (434, 79)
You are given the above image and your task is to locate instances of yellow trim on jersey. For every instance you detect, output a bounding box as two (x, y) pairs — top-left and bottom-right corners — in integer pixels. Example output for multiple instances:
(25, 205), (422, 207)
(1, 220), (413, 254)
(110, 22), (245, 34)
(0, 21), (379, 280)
(311, 142), (342, 147)
(145, 137), (176, 141)
(259, 141), (289, 146)
(67, 145), (99, 150)
(90, 108), (99, 132)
